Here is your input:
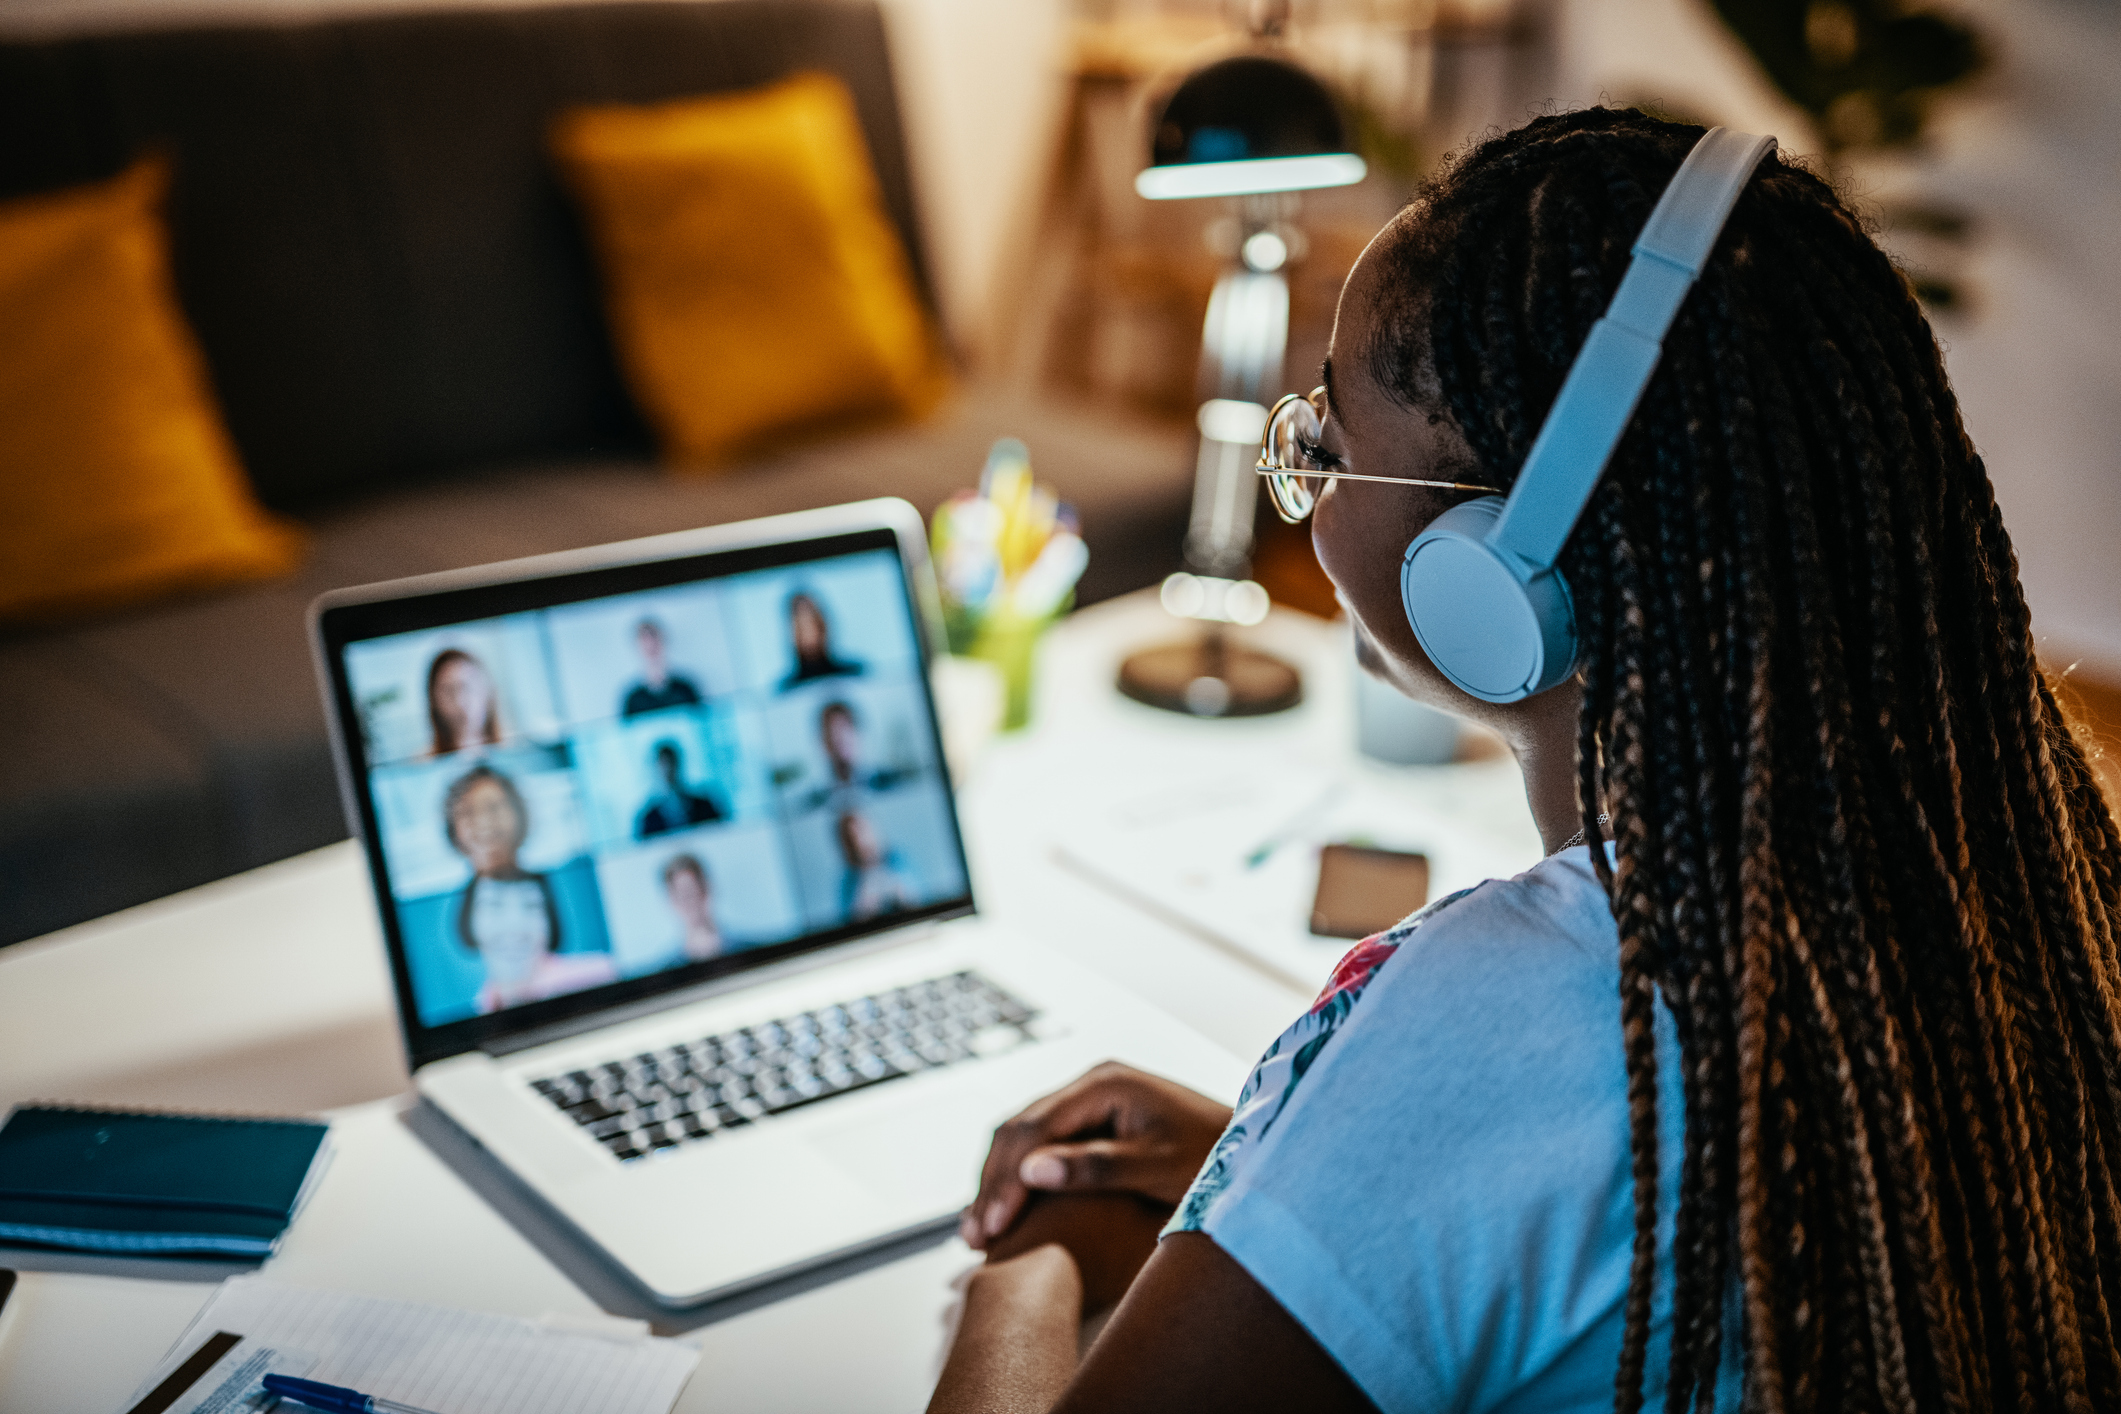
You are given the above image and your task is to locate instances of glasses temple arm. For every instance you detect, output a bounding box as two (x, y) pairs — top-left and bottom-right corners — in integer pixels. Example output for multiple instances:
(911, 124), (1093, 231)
(1252, 466), (1495, 493)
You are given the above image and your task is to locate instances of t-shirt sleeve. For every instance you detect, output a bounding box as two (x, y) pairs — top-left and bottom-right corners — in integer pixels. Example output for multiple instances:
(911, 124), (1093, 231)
(1170, 858), (1684, 1413)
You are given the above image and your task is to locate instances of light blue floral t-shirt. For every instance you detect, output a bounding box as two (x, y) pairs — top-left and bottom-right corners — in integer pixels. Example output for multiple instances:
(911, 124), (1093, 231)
(1168, 845), (1743, 1414)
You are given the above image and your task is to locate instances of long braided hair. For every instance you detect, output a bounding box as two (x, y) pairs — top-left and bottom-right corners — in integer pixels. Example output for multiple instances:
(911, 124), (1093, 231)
(1365, 108), (2121, 1413)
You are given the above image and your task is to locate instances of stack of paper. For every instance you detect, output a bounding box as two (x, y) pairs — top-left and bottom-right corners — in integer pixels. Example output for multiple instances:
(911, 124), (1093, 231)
(122, 1277), (699, 1414)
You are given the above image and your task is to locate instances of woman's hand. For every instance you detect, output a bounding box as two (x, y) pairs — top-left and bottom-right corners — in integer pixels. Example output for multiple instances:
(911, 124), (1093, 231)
(963, 1062), (1232, 1250)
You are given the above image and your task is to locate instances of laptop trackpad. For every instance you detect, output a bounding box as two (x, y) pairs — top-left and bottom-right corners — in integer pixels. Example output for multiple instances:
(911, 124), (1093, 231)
(805, 1086), (1004, 1213)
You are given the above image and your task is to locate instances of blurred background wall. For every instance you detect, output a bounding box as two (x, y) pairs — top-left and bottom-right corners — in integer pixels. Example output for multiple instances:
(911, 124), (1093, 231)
(4, 0), (2109, 675)
(0, 0), (1079, 364)
(908, 0), (2120, 684)
(1547, 0), (2121, 682)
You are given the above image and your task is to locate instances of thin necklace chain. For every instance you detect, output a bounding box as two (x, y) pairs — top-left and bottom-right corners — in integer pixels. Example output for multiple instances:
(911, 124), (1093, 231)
(1554, 813), (1611, 855)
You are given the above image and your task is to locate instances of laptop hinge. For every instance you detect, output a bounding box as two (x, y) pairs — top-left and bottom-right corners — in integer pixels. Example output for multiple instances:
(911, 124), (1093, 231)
(478, 915), (956, 1059)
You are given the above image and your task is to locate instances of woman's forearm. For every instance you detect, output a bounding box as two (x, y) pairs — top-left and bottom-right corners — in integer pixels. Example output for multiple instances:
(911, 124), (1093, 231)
(928, 1245), (1083, 1414)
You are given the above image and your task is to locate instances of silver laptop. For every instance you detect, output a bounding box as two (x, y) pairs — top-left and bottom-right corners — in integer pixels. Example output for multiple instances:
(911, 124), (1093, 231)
(311, 498), (1241, 1307)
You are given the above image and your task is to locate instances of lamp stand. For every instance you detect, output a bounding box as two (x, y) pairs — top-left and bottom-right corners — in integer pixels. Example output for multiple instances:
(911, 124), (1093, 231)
(1118, 200), (1304, 718)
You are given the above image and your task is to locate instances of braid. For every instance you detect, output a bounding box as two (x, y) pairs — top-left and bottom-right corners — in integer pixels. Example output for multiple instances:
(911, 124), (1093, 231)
(1366, 108), (2121, 1412)
(1608, 492), (1669, 1413)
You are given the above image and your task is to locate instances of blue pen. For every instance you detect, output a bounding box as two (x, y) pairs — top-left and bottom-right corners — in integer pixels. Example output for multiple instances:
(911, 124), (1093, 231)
(262, 1373), (448, 1414)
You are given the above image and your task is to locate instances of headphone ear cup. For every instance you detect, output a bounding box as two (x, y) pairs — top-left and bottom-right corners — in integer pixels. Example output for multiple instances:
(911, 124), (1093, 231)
(1400, 497), (1578, 704)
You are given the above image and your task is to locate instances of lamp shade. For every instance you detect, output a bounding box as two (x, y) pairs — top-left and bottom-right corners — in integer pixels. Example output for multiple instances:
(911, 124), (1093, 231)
(1137, 54), (1366, 200)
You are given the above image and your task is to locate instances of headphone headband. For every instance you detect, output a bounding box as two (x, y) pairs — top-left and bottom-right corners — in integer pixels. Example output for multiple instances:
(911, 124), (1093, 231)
(1487, 128), (1776, 572)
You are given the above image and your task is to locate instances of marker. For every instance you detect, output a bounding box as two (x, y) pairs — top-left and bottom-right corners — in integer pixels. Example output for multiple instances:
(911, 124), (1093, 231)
(262, 1373), (448, 1414)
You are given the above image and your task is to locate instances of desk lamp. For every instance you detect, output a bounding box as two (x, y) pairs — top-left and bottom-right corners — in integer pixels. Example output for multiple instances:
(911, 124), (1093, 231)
(1116, 25), (1365, 718)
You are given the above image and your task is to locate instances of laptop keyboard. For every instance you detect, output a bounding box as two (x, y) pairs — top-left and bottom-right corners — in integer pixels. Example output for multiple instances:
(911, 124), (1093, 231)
(529, 971), (1038, 1162)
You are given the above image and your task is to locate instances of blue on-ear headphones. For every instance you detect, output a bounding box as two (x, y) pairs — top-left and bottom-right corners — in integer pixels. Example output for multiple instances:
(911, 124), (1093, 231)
(1400, 127), (1776, 704)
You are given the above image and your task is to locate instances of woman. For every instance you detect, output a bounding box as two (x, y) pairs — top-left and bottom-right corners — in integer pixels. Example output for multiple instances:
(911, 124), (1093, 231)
(932, 111), (2121, 1414)
(838, 809), (916, 921)
(659, 852), (724, 964)
(781, 591), (863, 688)
(442, 764), (615, 1013)
(426, 647), (504, 756)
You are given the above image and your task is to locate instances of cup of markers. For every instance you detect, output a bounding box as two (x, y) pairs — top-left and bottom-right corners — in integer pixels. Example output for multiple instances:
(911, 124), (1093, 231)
(930, 439), (1087, 731)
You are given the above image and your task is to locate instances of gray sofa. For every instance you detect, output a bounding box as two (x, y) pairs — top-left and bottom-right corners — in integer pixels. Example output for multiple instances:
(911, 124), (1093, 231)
(0, 0), (1192, 945)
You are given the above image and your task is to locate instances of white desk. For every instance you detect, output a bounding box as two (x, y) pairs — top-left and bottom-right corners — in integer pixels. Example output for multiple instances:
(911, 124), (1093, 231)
(0, 593), (1536, 1413)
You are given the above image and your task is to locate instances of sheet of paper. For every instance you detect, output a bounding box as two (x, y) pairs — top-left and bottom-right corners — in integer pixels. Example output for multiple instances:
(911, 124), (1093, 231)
(1053, 763), (1538, 993)
(123, 1277), (698, 1414)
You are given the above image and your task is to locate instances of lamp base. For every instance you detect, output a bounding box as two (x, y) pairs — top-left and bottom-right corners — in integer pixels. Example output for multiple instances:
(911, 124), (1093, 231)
(1116, 633), (1302, 718)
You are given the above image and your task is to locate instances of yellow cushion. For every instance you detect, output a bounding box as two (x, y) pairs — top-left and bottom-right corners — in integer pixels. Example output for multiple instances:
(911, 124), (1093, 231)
(0, 156), (301, 626)
(551, 72), (949, 468)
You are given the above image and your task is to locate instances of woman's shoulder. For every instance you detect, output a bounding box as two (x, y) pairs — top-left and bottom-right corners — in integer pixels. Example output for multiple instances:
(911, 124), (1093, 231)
(1311, 845), (1619, 1020)
(1380, 845), (1621, 989)
(1328, 845), (1629, 1094)
(1169, 848), (1617, 1232)
(1170, 849), (1657, 1413)
(1303, 846), (1618, 1066)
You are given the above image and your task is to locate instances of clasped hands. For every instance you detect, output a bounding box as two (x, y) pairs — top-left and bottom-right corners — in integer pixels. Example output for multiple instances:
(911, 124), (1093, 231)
(958, 1061), (1232, 1319)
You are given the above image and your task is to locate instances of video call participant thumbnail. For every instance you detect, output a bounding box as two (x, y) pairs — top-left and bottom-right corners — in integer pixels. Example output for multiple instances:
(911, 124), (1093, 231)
(781, 591), (862, 689)
(837, 809), (915, 922)
(443, 763), (616, 1013)
(660, 853), (724, 964)
(427, 648), (505, 756)
(635, 739), (726, 839)
(621, 617), (704, 719)
(798, 699), (918, 813)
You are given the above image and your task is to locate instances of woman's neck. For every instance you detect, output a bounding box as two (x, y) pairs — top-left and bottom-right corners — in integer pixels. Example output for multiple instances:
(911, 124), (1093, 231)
(1491, 681), (1588, 854)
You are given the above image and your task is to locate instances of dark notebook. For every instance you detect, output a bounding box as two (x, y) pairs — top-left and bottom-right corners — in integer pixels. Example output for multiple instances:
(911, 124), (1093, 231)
(0, 1106), (330, 1258)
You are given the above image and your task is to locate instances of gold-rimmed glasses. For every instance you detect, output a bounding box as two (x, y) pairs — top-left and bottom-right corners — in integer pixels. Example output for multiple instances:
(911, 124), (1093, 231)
(1256, 387), (1496, 524)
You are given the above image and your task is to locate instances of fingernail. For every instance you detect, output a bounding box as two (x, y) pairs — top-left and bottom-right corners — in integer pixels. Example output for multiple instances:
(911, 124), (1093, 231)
(983, 1200), (1007, 1237)
(1020, 1153), (1066, 1187)
(959, 1212), (981, 1247)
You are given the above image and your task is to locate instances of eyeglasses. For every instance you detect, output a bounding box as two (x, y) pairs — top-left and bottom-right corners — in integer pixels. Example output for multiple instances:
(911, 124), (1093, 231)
(1255, 388), (1496, 524)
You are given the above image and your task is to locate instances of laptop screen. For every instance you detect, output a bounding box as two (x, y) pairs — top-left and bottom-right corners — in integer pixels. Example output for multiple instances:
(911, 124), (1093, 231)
(317, 524), (973, 1064)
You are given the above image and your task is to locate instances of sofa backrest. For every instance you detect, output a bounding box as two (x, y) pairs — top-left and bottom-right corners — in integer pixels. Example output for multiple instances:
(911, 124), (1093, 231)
(0, 0), (933, 509)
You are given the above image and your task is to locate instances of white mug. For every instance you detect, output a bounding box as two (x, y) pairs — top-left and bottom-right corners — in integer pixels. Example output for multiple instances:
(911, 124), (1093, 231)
(1352, 645), (1460, 765)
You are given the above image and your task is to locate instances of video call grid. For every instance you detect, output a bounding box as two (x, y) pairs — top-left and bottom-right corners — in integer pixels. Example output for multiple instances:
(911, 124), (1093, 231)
(341, 550), (970, 1027)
